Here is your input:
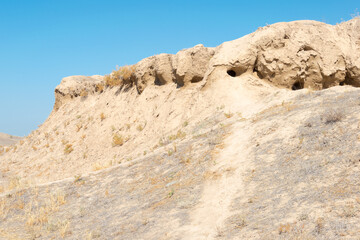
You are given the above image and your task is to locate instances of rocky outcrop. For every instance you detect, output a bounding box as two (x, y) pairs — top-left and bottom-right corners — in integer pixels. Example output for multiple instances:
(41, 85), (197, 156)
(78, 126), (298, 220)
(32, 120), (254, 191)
(134, 44), (215, 92)
(54, 75), (104, 111)
(54, 19), (360, 111)
(207, 19), (360, 90)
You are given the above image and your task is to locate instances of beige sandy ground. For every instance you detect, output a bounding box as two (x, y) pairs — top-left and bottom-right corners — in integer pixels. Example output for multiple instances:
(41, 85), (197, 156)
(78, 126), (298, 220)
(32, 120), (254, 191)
(2, 77), (360, 239)
(0, 133), (21, 146)
(1, 19), (360, 239)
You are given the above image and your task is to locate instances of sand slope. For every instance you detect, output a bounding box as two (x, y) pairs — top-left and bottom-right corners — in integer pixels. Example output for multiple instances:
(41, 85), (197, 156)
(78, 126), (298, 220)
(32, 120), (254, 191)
(0, 133), (21, 146)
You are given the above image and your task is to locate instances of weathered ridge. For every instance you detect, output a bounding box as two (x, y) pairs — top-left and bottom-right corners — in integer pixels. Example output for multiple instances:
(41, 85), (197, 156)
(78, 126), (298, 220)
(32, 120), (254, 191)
(54, 19), (360, 111)
(1, 19), (360, 239)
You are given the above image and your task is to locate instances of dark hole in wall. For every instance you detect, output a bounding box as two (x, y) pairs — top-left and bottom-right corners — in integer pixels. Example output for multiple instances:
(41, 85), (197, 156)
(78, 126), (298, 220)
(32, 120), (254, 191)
(227, 70), (236, 77)
(297, 45), (315, 53)
(175, 77), (184, 88)
(339, 73), (360, 87)
(292, 81), (304, 90)
(253, 57), (264, 79)
(154, 75), (166, 86)
(176, 81), (184, 88)
(174, 71), (184, 88)
(154, 77), (162, 86)
(190, 76), (203, 83)
(227, 67), (246, 77)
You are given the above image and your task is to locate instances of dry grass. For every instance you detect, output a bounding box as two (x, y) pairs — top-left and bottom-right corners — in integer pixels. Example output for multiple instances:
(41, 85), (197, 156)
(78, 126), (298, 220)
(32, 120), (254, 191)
(136, 124), (144, 131)
(80, 89), (88, 97)
(224, 112), (233, 118)
(112, 133), (124, 146)
(76, 123), (83, 132)
(59, 221), (70, 238)
(24, 191), (67, 239)
(315, 217), (324, 234)
(104, 65), (135, 87)
(322, 109), (344, 124)
(64, 144), (73, 154)
(167, 149), (174, 156)
(278, 223), (292, 234)
(100, 113), (106, 121)
(92, 161), (114, 171)
(168, 130), (186, 141)
(96, 83), (104, 93)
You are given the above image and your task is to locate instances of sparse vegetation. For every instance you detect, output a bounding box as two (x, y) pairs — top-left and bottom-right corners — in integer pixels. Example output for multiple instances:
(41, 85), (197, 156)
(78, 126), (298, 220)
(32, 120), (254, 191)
(167, 149), (173, 156)
(64, 144), (73, 154)
(112, 133), (124, 146)
(104, 65), (135, 87)
(136, 124), (144, 131)
(168, 130), (186, 141)
(73, 174), (82, 183)
(168, 189), (174, 198)
(80, 89), (88, 97)
(76, 123), (83, 132)
(95, 83), (104, 93)
(100, 113), (106, 121)
(315, 217), (324, 234)
(64, 121), (70, 128)
(278, 223), (291, 234)
(92, 160), (114, 171)
(224, 112), (233, 118)
(322, 109), (344, 124)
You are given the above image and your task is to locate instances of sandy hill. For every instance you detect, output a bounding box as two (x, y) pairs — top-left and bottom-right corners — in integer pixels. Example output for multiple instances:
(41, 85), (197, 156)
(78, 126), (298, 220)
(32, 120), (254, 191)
(0, 133), (22, 147)
(1, 19), (360, 239)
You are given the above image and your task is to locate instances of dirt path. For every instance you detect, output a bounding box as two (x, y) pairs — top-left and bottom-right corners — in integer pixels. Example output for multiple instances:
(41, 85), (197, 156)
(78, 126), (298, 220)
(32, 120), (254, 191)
(181, 121), (254, 239)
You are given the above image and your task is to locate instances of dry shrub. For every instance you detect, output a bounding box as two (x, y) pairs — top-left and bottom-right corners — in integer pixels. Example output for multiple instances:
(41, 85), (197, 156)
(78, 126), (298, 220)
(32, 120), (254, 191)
(112, 133), (124, 146)
(76, 123), (82, 132)
(104, 65), (135, 87)
(322, 109), (344, 124)
(224, 112), (233, 118)
(64, 144), (73, 154)
(168, 130), (186, 141)
(315, 217), (324, 233)
(136, 124), (144, 131)
(278, 223), (292, 234)
(100, 113), (106, 121)
(80, 89), (88, 97)
(92, 161), (114, 171)
(96, 83), (104, 93)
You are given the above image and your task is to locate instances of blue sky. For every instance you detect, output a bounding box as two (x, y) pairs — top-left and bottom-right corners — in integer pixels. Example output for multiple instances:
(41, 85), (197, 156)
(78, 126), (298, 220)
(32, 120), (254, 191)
(0, 0), (359, 136)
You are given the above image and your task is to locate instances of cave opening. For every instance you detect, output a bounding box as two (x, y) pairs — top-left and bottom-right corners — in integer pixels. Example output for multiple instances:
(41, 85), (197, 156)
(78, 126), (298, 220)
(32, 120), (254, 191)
(227, 70), (236, 77)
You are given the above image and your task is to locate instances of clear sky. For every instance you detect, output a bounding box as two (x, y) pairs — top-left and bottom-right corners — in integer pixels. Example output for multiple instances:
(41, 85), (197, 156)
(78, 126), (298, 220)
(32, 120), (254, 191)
(0, 0), (359, 136)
